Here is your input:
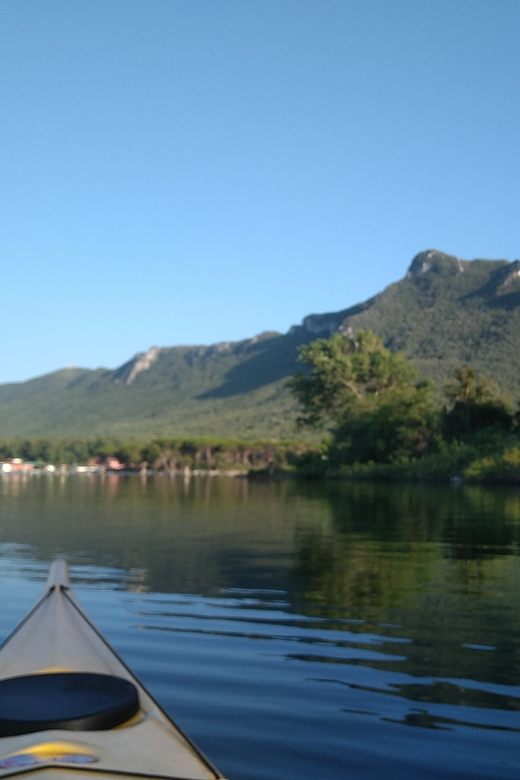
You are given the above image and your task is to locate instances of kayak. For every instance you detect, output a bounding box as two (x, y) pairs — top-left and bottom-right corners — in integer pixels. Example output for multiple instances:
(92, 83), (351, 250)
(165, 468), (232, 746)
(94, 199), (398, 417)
(0, 560), (228, 780)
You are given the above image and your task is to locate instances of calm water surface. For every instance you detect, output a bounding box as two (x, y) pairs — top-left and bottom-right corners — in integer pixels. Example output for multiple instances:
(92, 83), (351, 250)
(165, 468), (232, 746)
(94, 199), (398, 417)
(0, 475), (518, 779)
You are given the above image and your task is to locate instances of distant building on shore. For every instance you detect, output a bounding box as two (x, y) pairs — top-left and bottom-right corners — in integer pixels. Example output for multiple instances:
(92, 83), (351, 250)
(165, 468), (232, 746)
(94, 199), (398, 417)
(1, 458), (35, 473)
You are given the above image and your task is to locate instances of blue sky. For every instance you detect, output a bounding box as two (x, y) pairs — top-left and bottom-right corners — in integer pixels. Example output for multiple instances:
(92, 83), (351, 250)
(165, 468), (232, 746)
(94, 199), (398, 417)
(1, 0), (519, 383)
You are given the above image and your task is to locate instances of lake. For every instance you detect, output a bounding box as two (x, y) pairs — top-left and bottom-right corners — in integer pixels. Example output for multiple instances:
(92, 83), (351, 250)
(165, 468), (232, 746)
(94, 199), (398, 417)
(0, 474), (518, 779)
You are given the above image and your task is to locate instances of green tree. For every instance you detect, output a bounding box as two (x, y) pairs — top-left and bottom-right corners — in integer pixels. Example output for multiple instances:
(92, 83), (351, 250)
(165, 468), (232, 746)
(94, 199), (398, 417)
(289, 330), (438, 464)
(114, 442), (144, 467)
(141, 441), (163, 468)
(443, 365), (514, 441)
(333, 381), (438, 464)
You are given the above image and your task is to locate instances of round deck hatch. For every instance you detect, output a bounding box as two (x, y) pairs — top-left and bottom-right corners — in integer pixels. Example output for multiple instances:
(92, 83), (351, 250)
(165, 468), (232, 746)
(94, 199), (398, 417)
(0, 672), (140, 736)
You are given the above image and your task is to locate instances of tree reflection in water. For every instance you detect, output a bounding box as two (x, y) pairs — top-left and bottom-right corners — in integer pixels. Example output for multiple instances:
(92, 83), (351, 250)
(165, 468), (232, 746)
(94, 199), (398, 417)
(289, 481), (520, 689)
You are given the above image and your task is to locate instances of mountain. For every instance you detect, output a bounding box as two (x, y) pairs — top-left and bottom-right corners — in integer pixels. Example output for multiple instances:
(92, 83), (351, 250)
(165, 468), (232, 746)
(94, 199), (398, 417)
(1, 249), (519, 440)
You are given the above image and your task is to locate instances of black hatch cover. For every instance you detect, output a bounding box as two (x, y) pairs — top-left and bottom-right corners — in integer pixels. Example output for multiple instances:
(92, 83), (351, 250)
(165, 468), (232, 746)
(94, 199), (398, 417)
(0, 672), (140, 736)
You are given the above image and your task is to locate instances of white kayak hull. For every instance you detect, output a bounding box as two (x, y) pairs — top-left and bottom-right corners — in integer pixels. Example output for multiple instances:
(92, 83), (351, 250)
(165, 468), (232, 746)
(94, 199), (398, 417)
(0, 561), (228, 780)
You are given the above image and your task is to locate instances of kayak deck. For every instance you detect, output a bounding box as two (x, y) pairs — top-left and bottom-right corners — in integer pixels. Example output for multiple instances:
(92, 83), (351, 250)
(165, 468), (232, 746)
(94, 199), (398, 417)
(0, 561), (227, 780)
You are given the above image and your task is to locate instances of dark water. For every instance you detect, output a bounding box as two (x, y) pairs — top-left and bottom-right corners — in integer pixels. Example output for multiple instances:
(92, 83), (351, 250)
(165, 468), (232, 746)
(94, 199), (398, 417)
(0, 474), (518, 779)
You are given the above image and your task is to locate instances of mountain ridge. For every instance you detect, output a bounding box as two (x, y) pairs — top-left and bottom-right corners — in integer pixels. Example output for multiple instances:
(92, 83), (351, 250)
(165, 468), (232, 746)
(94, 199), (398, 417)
(1, 249), (519, 439)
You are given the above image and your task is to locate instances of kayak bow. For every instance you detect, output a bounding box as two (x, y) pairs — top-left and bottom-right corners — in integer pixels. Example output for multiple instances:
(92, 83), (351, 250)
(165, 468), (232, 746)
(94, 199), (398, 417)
(0, 561), (228, 780)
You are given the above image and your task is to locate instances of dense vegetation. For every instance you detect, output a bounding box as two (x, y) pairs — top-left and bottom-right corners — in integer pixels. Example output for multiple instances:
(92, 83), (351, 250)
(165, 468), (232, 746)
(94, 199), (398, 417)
(0, 333), (308, 440)
(0, 251), (520, 440)
(288, 330), (520, 483)
(2, 327), (519, 484)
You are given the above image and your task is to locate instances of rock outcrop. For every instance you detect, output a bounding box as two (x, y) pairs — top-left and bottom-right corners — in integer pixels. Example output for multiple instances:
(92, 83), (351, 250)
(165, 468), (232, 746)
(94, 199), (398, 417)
(113, 346), (161, 385)
(407, 250), (465, 277)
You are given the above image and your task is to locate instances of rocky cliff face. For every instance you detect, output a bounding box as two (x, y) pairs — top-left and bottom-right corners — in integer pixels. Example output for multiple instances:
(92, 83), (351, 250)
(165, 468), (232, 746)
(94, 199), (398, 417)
(112, 346), (161, 385)
(288, 313), (344, 338)
(496, 260), (520, 293)
(406, 250), (466, 277)
(183, 332), (282, 366)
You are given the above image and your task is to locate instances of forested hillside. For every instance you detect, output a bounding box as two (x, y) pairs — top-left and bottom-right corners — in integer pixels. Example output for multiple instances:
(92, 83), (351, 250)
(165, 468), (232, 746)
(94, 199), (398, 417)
(0, 250), (519, 440)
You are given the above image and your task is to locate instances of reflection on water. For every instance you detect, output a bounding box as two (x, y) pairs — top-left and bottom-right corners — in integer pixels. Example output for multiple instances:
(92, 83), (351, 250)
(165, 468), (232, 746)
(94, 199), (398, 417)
(0, 475), (518, 779)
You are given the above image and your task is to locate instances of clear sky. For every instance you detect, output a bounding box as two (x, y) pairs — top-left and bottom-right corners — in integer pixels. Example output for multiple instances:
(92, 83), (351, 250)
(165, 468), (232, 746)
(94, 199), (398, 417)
(1, 0), (519, 384)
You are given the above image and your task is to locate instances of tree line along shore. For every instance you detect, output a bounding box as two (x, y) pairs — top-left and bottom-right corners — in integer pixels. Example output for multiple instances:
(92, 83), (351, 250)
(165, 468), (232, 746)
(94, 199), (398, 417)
(0, 437), (309, 475)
